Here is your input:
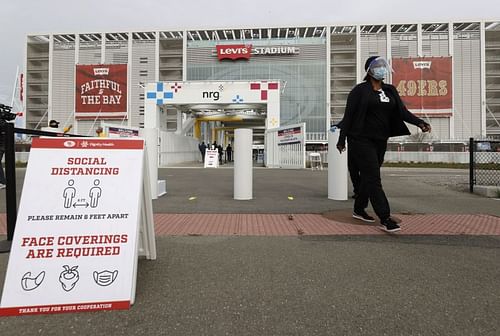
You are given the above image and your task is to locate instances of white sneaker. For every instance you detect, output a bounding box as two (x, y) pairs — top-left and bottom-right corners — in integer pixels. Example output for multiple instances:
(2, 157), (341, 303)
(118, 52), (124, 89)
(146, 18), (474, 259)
(0, 184), (6, 189)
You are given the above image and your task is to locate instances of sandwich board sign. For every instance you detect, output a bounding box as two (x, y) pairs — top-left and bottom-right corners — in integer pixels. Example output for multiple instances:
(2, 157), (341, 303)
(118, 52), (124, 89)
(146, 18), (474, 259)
(204, 149), (219, 168)
(0, 137), (156, 316)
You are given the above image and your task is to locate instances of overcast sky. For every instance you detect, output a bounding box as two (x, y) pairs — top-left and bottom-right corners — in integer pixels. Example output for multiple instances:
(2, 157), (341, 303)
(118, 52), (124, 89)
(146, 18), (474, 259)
(1, 0), (498, 105)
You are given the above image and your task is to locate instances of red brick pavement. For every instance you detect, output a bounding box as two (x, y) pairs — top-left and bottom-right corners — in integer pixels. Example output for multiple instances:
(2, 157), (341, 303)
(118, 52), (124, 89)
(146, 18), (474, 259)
(1, 213), (499, 236)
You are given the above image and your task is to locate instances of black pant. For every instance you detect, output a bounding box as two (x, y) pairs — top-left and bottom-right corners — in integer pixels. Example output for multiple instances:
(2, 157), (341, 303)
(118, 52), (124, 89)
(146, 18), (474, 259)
(347, 146), (360, 195)
(349, 137), (390, 221)
(0, 150), (5, 185)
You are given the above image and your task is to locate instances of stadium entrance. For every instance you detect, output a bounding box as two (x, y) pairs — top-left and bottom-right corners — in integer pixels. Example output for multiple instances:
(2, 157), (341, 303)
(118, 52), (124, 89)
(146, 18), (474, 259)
(143, 80), (281, 196)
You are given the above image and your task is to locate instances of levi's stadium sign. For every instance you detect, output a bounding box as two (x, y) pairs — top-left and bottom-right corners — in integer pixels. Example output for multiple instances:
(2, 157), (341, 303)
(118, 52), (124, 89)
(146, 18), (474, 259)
(216, 44), (252, 60)
(216, 44), (299, 60)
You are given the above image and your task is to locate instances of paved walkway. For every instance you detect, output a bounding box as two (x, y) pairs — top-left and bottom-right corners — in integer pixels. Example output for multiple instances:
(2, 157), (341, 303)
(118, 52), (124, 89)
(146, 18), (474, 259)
(3, 212), (500, 236)
(153, 212), (500, 235)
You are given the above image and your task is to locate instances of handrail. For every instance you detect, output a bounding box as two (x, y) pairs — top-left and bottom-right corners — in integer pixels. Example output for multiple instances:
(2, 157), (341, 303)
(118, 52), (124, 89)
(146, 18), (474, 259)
(0, 124), (88, 253)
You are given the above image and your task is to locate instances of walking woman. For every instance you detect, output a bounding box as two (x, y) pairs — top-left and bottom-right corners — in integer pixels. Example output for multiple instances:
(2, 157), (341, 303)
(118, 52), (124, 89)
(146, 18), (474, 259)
(336, 56), (432, 232)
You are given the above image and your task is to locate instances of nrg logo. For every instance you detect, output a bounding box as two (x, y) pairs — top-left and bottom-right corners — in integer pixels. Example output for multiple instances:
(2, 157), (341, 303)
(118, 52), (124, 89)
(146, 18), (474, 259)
(202, 91), (220, 101)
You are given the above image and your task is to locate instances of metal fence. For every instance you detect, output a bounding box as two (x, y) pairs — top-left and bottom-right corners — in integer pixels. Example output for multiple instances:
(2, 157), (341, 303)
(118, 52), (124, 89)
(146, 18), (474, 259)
(469, 138), (500, 192)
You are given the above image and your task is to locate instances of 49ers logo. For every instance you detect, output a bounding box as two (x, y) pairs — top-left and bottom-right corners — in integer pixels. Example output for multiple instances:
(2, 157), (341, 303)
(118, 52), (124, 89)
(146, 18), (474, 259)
(216, 44), (252, 60)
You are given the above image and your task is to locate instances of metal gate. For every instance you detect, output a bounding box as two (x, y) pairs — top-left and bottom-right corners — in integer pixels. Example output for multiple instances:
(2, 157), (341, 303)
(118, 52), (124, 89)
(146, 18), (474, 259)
(265, 123), (306, 169)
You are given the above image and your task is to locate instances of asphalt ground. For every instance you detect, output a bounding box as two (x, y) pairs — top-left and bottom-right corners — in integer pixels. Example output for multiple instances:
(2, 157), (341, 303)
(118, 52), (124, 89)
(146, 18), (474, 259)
(1, 166), (498, 216)
(154, 166), (499, 216)
(0, 166), (499, 335)
(1, 236), (499, 335)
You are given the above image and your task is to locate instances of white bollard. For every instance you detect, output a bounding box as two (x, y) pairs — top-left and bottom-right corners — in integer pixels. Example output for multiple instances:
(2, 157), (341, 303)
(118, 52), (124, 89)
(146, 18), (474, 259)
(328, 127), (348, 200)
(234, 128), (253, 200)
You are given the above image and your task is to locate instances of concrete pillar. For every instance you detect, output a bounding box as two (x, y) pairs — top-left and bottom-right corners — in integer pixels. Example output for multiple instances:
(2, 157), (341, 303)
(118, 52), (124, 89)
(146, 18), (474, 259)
(140, 128), (160, 199)
(328, 127), (348, 200)
(234, 128), (253, 200)
(176, 109), (182, 134)
(194, 119), (201, 139)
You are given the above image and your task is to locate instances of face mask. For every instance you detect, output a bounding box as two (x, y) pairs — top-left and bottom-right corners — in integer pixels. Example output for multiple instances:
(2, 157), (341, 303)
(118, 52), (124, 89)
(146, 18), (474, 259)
(93, 270), (118, 286)
(371, 67), (387, 80)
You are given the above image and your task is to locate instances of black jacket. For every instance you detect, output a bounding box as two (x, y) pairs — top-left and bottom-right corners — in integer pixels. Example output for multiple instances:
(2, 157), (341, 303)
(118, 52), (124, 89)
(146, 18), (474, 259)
(337, 81), (427, 146)
(0, 128), (4, 151)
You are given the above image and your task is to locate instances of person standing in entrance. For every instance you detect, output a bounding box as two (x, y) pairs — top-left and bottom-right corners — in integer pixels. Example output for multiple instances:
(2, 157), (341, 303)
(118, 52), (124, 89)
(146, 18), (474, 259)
(199, 141), (207, 162)
(217, 144), (223, 165)
(0, 127), (6, 189)
(336, 56), (431, 233)
(226, 143), (233, 162)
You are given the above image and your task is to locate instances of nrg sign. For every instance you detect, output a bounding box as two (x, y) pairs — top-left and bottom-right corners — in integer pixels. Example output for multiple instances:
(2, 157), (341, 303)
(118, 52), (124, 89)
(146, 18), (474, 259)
(202, 91), (220, 101)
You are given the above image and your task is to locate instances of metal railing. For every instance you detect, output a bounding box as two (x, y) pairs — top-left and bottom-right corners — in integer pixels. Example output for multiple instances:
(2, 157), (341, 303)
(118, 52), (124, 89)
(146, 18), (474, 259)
(469, 138), (500, 192)
(0, 122), (85, 252)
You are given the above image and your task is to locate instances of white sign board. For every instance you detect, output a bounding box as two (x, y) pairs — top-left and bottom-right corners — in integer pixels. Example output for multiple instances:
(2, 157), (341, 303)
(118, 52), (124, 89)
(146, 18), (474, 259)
(204, 149), (219, 168)
(277, 125), (304, 146)
(0, 137), (145, 316)
(102, 123), (140, 138)
(265, 123), (306, 169)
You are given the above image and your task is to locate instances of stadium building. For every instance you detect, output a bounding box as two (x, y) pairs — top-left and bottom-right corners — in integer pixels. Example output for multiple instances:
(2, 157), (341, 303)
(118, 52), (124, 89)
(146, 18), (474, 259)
(22, 21), (500, 165)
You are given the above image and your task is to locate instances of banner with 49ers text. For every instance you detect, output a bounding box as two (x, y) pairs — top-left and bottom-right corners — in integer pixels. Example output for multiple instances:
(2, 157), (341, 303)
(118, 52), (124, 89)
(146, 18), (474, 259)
(75, 64), (128, 120)
(392, 57), (452, 116)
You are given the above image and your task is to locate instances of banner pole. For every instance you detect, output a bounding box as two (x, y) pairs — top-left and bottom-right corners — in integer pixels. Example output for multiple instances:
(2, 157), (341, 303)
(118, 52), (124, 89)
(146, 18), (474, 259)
(0, 123), (17, 253)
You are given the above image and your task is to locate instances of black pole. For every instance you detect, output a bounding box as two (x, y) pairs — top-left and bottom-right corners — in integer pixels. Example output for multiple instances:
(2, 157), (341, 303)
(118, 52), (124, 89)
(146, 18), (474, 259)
(5, 123), (17, 241)
(469, 137), (474, 193)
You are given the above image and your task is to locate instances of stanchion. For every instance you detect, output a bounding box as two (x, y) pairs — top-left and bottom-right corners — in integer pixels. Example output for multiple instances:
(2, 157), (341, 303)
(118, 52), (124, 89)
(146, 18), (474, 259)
(328, 127), (348, 200)
(234, 128), (253, 200)
(0, 123), (16, 253)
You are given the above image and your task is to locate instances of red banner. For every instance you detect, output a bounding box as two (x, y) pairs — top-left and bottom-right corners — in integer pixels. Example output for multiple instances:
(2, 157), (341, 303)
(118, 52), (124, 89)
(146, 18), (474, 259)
(392, 57), (452, 115)
(75, 64), (127, 119)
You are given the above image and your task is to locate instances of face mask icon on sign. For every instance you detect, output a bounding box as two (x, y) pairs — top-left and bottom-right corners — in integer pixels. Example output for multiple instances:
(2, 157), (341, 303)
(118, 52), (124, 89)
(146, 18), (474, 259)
(59, 265), (80, 292)
(21, 271), (46, 291)
(93, 270), (118, 286)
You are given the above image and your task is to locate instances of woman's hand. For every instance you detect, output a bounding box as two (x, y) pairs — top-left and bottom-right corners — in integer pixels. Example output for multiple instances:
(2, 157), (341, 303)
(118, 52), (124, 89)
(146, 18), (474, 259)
(419, 123), (432, 133)
(336, 143), (346, 153)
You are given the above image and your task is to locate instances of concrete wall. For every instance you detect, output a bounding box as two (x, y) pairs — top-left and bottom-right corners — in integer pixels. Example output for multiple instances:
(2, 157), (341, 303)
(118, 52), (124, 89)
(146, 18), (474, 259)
(384, 152), (469, 163)
(159, 131), (200, 166)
